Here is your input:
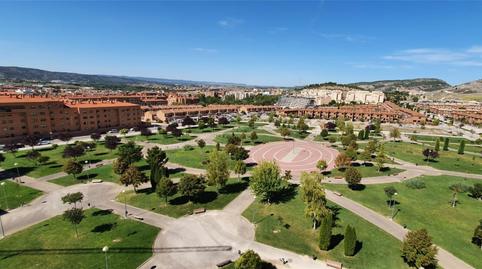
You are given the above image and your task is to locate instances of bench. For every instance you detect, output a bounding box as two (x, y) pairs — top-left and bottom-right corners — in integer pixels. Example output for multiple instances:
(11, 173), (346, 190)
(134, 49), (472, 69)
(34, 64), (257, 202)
(91, 179), (103, 183)
(326, 260), (343, 269)
(133, 216), (144, 220)
(193, 208), (206, 214)
(216, 260), (232, 267)
(332, 191), (343, 197)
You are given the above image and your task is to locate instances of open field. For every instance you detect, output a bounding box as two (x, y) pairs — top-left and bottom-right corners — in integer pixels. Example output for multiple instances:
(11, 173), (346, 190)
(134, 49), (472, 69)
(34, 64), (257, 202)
(117, 179), (248, 218)
(326, 175), (482, 268)
(242, 191), (409, 269)
(0, 180), (43, 210)
(385, 142), (482, 174)
(0, 208), (159, 269)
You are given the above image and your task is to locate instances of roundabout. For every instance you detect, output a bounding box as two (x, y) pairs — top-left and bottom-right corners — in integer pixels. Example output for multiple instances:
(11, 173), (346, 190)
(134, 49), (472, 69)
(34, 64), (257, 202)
(247, 141), (339, 176)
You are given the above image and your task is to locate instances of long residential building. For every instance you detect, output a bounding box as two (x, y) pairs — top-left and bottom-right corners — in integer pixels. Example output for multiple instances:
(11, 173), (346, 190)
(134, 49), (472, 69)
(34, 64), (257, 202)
(0, 94), (142, 143)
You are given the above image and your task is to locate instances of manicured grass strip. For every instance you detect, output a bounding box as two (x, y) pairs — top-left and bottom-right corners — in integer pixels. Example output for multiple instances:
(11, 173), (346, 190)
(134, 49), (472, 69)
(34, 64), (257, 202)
(1, 142), (118, 178)
(49, 164), (120, 186)
(0, 180), (43, 210)
(214, 134), (283, 146)
(409, 135), (473, 144)
(242, 191), (409, 269)
(0, 208), (159, 269)
(125, 134), (194, 144)
(385, 142), (482, 174)
(117, 179), (248, 218)
(326, 175), (482, 268)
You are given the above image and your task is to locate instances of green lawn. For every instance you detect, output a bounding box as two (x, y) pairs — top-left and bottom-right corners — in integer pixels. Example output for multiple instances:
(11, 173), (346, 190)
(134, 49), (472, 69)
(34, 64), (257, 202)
(230, 126), (272, 135)
(117, 179), (248, 218)
(276, 128), (310, 139)
(214, 133), (283, 146)
(326, 165), (404, 179)
(0, 208), (159, 269)
(418, 140), (482, 154)
(49, 164), (120, 186)
(326, 175), (482, 268)
(1, 142), (118, 178)
(125, 133), (194, 144)
(385, 142), (482, 174)
(243, 191), (409, 269)
(166, 145), (244, 170)
(184, 124), (233, 134)
(409, 134), (474, 144)
(0, 180), (43, 210)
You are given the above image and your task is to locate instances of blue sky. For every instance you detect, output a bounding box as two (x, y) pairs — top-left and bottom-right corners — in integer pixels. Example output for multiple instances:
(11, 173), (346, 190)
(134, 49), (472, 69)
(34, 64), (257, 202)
(1, 1), (482, 86)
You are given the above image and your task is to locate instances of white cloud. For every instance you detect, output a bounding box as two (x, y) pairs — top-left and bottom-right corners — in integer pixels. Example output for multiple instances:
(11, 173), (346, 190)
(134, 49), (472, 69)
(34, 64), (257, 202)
(384, 46), (482, 67)
(192, 47), (218, 53)
(318, 33), (373, 43)
(217, 18), (244, 29)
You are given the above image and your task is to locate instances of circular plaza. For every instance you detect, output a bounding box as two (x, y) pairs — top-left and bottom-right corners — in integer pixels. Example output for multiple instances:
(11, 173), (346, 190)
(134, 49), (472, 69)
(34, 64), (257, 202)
(247, 140), (339, 176)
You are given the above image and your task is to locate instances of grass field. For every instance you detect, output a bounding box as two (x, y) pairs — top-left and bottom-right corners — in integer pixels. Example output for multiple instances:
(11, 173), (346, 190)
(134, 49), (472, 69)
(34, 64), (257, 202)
(417, 140), (482, 154)
(214, 133), (283, 146)
(1, 142), (118, 178)
(326, 175), (482, 268)
(49, 164), (120, 186)
(0, 180), (43, 210)
(326, 165), (404, 179)
(385, 142), (482, 174)
(0, 208), (159, 269)
(117, 179), (248, 218)
(242, 191), (409, 269)
(408, 134), (474, 144)
(184, 124), (233, 134)
(125, 133), (194, 144)
(165, 145), (245, 170)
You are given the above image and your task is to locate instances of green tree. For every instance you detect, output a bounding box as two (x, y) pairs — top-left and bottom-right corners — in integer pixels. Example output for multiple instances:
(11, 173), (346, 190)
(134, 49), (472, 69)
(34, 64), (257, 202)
(443, 137), (449, 151)
(469, 183), (482, 200)
(37, 155), (50, 165)
(61, 192), (84, 208)
(198, 120), (206, 129)
(344, 225), (357, 256)
(145, 146), (168, 190)
(375, 144), (387, 171)
(26, 150), (41, 165)
(235, 250), (262, 269)
(62, 144), (85, 159)
(296, 117), (309, 132)
(250, 131), (258, 142)
(336, 117), (345, 132)
(389, 127), (401, 141)
(156, 178), (176, 203)
(120, 128), (128, 136)
(120, 165), (148, 192)
(401, 229), (438, 268)
(366, 140), (378, 155)
(233, 160), (247, 181)
(384, 186), (398, 208)
(117, 141), (143, 165)
(335, 153), (351, 169)
(458, 140), (465, 154)
(206, 150), (230, 190)
(113, 157), (129, 175)
(279, 127), (291, 139)
(316, 160), (327, 172)
(345, 167), (362, 189)
(319, 213), (333, 251)
(472, 219), (482, 248)
(248, 117), (256, 128)
(178, 174), (205, 201)
(63, 159), (83, 180)
(250, 161), (287, 203)
(360, 147), (372, 164)
(300, 172), (329, 229)
(197, 139), (206, 148)
(357, 129), (365, 140)
(434, 139), (440, 152)
(104, 135), (120, 152)
(320, 129), (329, 139)
(363, 127), (370, 139)
(345, 146), (358, 161)
(63, 208), (84, 238)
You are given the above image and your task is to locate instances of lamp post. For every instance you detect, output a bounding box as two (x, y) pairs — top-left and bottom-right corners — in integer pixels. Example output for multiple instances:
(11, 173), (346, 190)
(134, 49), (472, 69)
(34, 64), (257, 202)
(14, 163), (20, 181)
(84, 160), (90, 181)
(102, 246), (109, 269)
(0, 182), (8, 211)
(122, 190), (128, 218)
(391, 192), (398, 219)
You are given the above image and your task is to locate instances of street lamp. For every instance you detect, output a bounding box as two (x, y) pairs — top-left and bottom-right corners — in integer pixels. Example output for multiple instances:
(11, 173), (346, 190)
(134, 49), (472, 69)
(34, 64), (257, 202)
(102, 246), (109, 269)
(391, 193), (398, 219)
(84, 160), (90, 181)
(14, 163), (20, 182)
(122, 190), (128, 218)
(0, 182), (8, 211)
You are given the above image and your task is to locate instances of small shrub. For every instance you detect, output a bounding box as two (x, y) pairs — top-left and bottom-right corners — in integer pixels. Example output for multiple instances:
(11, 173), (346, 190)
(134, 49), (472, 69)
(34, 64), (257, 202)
(183, 145), (194, 151)
(405, 179), (426, 189)
(51, 144), (59, 149)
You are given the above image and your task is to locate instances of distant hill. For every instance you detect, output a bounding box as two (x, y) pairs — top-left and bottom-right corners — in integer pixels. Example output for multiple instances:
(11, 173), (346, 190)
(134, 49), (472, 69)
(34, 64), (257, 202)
(424, 79), (482, 102)
(351, 78), (451, 92)
(447, 79), (482, 94)
(0, 66), (247, 87)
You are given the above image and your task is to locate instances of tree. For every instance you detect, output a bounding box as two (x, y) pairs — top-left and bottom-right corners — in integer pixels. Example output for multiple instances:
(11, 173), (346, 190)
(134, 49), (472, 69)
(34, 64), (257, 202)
(0, 153), (4, 165)
(171, 128), (183, 137)
(90, 133), (101, 142)
(235, 114), (242, 124)
(320, 129), (329, 139)
(336, 117), (345, 132)
(182, 116), (196, 126)
(468, 183), (482, 200)
(113, 158), (129, 175)
(300, 172), (329, 229)
(248, 117), (256, 128)
(23, 135), (40, 150)
(422, 148), (439, 162)
(117, 141), (143, 165)
(235, 250), (262, 269)
(449, 183), (468, 207)
(178, 174), (205, 201)
(140, 127), (152, 137)
(198, 120), (206, 129)
(279, 127), (291, 139)
(296, 117), (309, 132)
(366, 140), (378, 155)
(26, 150), (41, 165)
(335, 153), (351, 169)
(104, 135), (120, 152)
(316, 160), (327, 172)
(384, 186), (398, 208)
(145, 146), (168, 190)
(120, 165), (148, 192)
(250, 131), (258, 142)
(360, 147), (372, 164)
(61, 192), (84, 208)
(434, 139), (440, 152)
(319, 213), (333, 251)
(375, 144), (387, 171)
(218, 116), (230, 125)
(344, 225), (357, 256)
(274, 118), (281, 127)
(197, 139), (206, 148)
(64, 159), (83, 179)
(156, 178), (176, 203)
(227, 133), (241, 145)
(458, 140), (465, 154)
(233, 160), (247, 181)
(207, 117), (216, 129)
(63, 144), (85, 159)
(206, 150), (230, 190)
(401, 229), (438, 268)
(4, 143), (18, 157)
(268, 113), (274, 123)
(345, 167), (362, 189)
(363, 127), (370, 139)
(472, 219), (482, 248)
(250, 161), (287, 203)
(37, 155), (50, 165)
(341, 134), (356, 148)
(443, 137), (449, 151)
(345, 146), (358, 161)
(63, 208), (84, 238)
(120, 128), (128, 136)
(325, 121), (336, 131)
(389, 127), (401, 141)
(357, 129), (365, 140)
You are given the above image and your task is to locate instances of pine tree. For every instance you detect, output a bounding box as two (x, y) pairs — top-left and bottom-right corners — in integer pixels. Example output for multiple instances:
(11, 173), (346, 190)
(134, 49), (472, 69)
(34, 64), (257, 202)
(443, 137), (449, 151)
(434, 139), (440, 152)
(319, 213), (333, 251)
(364, 128), (370, 139)
(344, 225), (357, 256)
(357, 130), (364, 140)
(458, 140), (465, 154)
